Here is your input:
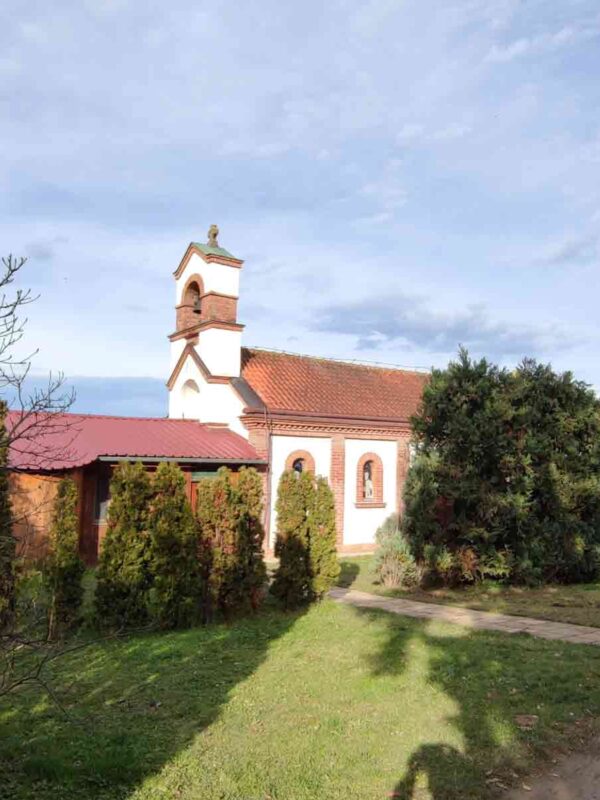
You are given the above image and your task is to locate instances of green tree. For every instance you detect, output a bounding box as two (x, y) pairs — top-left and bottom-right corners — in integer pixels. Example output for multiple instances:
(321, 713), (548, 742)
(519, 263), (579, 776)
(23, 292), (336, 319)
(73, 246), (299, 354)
(45, 477), (85, 639)
(405, 348), (600, 585)
(94, 462), (153, 628)
(146, 463), (201, 629)
(270, 470), (313, 608)
(0, 402), (14, 630)
(308, 475), (340, 598)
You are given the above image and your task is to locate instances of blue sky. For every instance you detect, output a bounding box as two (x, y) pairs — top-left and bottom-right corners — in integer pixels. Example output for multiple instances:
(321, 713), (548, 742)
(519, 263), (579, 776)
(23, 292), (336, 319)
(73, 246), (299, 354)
(2, 0), (600, 415)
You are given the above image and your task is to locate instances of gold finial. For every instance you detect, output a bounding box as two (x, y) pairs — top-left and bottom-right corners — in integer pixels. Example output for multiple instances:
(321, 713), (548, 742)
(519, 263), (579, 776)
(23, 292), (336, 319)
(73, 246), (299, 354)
(207, 224), (219, 247)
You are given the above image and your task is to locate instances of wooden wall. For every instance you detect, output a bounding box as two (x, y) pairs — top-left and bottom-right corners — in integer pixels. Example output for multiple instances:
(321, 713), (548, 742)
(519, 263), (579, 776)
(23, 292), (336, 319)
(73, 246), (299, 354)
(10, 471), (63, 563)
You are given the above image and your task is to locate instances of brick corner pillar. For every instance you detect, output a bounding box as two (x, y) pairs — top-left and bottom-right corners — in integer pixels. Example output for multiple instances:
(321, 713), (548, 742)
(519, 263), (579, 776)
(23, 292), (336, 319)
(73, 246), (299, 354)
(247, 425), (271, 552)
(396, 437), (410, 517)
(330, 434), (345, 546)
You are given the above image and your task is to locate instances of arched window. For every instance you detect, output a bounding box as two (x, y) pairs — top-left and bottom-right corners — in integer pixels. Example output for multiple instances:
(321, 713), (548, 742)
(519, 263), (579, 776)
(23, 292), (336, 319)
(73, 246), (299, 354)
(176, 275), (204, 330)
(181, 378), (200, 419)
(285, 450), (316, 475)
(356, 452), (384, 506)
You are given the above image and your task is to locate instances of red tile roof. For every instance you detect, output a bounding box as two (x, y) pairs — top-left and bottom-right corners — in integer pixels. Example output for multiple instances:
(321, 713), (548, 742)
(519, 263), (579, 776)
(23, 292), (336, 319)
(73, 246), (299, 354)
(7, 412), (262, 472)
(240, 348), (428, 422)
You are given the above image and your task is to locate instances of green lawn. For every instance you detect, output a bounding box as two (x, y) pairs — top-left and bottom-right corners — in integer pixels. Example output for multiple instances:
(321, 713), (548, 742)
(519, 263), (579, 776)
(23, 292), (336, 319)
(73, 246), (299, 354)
(3, 599), (600, 800)
(338, 555), (600, 628)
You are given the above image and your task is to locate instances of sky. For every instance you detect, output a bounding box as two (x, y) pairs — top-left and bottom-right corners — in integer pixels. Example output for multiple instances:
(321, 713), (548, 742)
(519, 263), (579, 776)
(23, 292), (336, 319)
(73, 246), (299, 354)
(1, 0), (600, 416)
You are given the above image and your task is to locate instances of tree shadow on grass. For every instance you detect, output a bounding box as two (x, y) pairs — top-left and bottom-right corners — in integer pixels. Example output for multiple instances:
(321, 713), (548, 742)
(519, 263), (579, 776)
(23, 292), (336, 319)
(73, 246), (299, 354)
(0, 602), (304, 799)
(354, 606), (600, 800)
(336, 559), (360, 588)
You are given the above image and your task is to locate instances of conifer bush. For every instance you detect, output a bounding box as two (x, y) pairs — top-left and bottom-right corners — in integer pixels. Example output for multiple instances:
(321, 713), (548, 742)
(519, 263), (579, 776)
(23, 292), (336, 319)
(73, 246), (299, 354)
(94, 462), (153, 628)
(374, 513), (421, 589)
(146, 462), (201, 629)
(270, 471), (313, 608)
(308, 475), (340, 598)
(196, 469), (240, 621)
(236, 467), (267, 609)
(45, 477), (85, 639)
(404, 348), (600, 585)
(196, 467), (267, 621)
(0, 402), (14, 630)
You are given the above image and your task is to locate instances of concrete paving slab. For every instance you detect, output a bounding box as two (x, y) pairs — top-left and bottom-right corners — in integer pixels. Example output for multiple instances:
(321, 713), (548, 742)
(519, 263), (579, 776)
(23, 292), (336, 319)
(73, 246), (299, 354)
(329, 587), (600, 646)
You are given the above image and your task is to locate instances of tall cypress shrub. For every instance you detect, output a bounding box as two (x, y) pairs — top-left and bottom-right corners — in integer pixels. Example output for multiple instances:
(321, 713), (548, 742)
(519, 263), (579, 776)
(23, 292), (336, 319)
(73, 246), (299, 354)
(146, 462), (201, 629)
(46, 477), (85, 639)
(196, 467), (268, 620)
(0, 401), (14, 630)
(95, 461), (152, 628)
(236, 467), (267, 610)
(196, 468), (241, 621)
(308, 476), (340, 598)
(270, 470), (313, 608)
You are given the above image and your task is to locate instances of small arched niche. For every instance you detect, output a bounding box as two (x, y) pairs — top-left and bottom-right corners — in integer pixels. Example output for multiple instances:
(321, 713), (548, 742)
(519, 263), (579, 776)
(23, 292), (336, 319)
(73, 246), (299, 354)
(181, 378), (201, 419)
(356, 452), (384, 506)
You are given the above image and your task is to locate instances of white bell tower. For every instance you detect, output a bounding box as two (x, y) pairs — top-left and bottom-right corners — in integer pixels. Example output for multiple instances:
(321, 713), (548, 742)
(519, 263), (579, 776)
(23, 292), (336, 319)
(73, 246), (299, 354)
(166, 225), (247, 435)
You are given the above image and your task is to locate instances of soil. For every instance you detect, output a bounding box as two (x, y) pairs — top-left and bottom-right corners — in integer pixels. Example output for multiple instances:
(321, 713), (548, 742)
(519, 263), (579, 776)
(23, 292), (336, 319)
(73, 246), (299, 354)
(505, 736), (600, 799)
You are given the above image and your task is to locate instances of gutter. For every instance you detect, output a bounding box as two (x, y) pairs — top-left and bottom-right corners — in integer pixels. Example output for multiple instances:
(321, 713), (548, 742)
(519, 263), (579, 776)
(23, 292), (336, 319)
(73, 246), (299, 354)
(97, 456), (268, 465)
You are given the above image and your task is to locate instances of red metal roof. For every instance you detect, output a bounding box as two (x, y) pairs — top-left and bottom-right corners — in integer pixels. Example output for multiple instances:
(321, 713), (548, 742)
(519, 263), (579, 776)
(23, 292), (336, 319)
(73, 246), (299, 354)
(7, 411), (262, 472)
(241, 348), (428, 422)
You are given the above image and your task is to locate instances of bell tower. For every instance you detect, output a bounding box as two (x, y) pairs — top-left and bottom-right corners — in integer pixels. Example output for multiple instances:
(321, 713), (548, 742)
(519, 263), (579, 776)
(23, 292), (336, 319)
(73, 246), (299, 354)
(167, 226), (247, 431)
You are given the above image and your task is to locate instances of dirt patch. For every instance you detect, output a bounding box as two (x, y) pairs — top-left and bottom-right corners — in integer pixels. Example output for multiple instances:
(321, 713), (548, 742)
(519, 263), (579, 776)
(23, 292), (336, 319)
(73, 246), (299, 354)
(505, 736), (600, 799)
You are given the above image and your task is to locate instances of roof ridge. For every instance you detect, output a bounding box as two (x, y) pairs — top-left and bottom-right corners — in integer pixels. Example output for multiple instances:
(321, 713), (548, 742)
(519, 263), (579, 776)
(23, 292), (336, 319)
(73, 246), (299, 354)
(8, 410), (204, 424)
(242, 346), (430, 376)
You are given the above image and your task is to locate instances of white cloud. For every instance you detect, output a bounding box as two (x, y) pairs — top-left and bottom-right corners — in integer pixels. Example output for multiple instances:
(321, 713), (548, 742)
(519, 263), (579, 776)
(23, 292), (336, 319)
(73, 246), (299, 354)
(485, 20), (600, 63)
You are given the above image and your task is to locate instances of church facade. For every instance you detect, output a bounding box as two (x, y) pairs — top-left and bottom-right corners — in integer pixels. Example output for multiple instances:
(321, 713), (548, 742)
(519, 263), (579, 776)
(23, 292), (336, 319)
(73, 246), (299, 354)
(9, 228), (427, 561)
(165, 227), (428, 553)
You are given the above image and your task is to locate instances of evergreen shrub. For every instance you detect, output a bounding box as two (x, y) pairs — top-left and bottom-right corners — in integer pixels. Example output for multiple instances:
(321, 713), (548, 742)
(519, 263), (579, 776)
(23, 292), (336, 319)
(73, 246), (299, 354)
(403, 349), (600, 585)
(45, 477), (85, 638)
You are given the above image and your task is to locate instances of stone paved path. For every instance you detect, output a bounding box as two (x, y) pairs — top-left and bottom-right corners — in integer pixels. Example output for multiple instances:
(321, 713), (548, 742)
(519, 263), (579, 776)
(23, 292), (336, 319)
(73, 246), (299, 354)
(329, 587), (600, 646)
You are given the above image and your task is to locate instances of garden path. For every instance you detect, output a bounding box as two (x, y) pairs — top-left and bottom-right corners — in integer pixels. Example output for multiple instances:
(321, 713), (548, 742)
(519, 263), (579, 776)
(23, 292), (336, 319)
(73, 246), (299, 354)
(329, 587), (600, 646)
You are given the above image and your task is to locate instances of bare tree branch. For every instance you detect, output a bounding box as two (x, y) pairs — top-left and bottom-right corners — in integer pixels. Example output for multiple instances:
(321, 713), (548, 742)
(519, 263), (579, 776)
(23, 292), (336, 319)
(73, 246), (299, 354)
(0, 253), (85, 706)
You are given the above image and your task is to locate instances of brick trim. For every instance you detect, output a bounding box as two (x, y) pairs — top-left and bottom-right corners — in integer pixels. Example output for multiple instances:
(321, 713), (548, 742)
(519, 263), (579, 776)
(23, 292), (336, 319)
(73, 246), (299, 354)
(337, 543), (377, 555)
(396, 437), (410, 516)
(169, 319), (245, 342)
(200, 290), (238, 301)
(241, 413), (411, 438)
(330, 435), (345, 546)
(284, 449), (316, 474)
(356, 452), (384, 505)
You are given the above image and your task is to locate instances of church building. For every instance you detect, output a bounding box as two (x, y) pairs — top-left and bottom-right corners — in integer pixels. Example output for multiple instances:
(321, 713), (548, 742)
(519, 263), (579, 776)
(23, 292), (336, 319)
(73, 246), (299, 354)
(9, 227), (428, 562)
(165, 226), (428, 553)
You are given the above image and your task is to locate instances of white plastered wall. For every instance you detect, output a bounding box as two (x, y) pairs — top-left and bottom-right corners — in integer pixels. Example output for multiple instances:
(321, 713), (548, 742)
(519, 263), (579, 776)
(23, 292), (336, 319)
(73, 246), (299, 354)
(168, 353), (247, 437)
(169, 338), (187, 371)
(197, 327), (242, 377)
(343, 439), (397, 546)
(176, 251), (240, 302)
(268, 434), (332, 547)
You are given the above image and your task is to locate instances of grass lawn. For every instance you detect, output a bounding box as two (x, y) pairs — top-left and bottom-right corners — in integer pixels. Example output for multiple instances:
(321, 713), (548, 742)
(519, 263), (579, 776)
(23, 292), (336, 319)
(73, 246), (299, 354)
(338, 555), (600, 628)
(3, 600), (600, 799)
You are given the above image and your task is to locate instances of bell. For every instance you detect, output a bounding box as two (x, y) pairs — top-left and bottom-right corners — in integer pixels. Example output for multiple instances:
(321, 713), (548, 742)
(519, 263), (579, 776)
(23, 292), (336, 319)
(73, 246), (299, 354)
(192, 296), (202, 315)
